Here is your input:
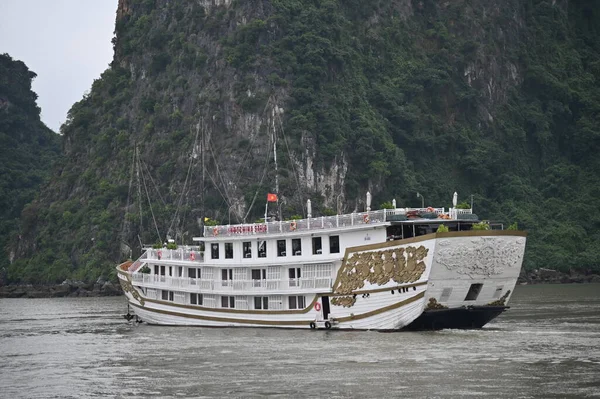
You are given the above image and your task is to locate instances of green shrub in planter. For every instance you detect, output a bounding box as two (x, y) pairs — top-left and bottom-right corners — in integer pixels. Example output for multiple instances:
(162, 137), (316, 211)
(472, 221), (490, 230)
(139, 265), (151, 274)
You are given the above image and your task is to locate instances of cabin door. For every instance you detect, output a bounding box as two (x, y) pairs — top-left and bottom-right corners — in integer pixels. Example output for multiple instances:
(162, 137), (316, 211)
(322, 296), (331, 320)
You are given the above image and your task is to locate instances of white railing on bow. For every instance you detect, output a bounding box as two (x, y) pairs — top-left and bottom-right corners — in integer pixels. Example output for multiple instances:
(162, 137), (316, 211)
(145, 248), (205, 263)
(131, 273), (331, 292)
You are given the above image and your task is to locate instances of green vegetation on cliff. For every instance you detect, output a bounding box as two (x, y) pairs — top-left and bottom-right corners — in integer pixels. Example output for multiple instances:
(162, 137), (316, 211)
(0, 54), (61, 283)
(5, 0), (600, 284)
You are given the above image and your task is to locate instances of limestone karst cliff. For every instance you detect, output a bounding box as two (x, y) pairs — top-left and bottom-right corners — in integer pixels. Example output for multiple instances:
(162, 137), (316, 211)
(6, 0), (600, 283)
(0, 54), (61, 284)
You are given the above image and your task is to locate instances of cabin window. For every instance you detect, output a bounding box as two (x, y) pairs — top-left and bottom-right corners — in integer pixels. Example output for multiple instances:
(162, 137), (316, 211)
(221, 268), (233, 287)
(168, 266), (173, 277)
(243, 242), (252, 258)
(288, 295), (306, 310)
(312, 237), (322, 255)
(190, 293), (203, 305)
(292, 239), (302, 256)
(257, 240), (267, 258)
(329, 235), (340, 254)
(277, 240), (287, 256)
(160, 265), (165, 276)
(211, 243), (219, 259)
(221, 296), (235, 308)
(254, 296), (269, 310)
(189, 268), (196, 279)
(289, 267), (301, 287)
(225, 243), (233, 259)
(252, 269), (267, 287)
(162, 290), (173, 301)
(154, 265), (159, 275)
(464, 283), (483, 301)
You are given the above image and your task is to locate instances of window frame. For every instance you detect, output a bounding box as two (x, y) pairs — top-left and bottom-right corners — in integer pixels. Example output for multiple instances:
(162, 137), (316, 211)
(329, 235), (340, 254)
(243, 241), (252, 258)
(257, 240), (267, 258)
(225, 242), (233, 259)
(211, 243), (220, 259)
(277, 239), (287, 257)
(312, 236), (323, 255)
(292, 238), (302, 256)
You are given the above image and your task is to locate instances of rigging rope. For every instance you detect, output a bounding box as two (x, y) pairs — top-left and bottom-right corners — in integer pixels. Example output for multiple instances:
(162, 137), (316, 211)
(208, 139), (236, 215)
(243, 143), (273, 222)
(276, 111), (306, 216)
(166, 126), (199, 238)
(120, 144), (137, 241)
(139, 150), (163, 244)
(142, 161), (167, 207)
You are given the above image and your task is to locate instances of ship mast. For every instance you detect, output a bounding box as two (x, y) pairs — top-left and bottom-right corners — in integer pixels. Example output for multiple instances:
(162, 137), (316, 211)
(272, 108), (281, 221)
(200, 118), (205, 236)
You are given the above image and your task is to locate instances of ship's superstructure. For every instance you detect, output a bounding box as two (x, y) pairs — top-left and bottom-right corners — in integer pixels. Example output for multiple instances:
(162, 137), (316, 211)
(117, 204), (527, 330)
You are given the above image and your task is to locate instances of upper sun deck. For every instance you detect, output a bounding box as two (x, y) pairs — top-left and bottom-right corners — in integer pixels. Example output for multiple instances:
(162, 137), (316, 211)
(200, 207), (474, 240)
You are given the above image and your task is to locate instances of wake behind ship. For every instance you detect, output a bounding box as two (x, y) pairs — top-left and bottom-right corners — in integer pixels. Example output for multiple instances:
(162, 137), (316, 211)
(117, 194), (526, 331)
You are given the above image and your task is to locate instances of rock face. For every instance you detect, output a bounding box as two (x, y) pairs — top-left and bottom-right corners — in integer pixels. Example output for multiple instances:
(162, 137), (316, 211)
(518, 268), (600, 285)
(0, 281), (123, 298)
(6, 0), (600, 284)
(0, 54), (61, 284)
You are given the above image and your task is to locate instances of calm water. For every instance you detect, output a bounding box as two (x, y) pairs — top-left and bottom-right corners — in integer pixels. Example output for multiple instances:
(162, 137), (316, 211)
(0, 284), (599, 398)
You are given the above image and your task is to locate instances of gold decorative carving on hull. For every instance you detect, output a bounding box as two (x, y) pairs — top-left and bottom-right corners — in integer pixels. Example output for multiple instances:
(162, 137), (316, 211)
(120, 277), (145, 306)
(332, 245), (428, 307)
(486, 290), (511, 306)
(425, 298), (448, 310)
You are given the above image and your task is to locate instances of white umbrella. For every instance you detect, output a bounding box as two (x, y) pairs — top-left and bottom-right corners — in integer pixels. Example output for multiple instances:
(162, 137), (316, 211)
(452, 192), (458, 208)
(307, 199), (312, 218)
(392, 199), (396, 209)
(366, 191), (372, 212)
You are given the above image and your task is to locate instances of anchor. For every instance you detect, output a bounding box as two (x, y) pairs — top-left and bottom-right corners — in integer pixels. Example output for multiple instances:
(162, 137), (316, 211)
(123, 304), (135, 321)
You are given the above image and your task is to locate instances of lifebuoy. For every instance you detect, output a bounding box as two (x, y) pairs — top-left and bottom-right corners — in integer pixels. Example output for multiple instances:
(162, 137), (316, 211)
(213, 227), (219, 236)
(314, 302), (321, 311)
(290, 221), (297, 231)
(157, 250), (162, 260)
(363, 214), (370, 223)
(190, 252), (195, 261)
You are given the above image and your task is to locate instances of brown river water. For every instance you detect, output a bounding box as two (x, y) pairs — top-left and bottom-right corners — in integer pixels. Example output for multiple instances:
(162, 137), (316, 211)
(0, 284), (599, 398)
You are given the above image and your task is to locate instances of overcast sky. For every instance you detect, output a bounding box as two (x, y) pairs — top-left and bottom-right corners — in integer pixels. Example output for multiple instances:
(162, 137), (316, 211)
(0, 1), (118, 132)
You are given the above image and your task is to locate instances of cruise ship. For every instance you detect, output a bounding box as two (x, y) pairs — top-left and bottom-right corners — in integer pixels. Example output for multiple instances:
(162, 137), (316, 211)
(117, 194), (527, 330)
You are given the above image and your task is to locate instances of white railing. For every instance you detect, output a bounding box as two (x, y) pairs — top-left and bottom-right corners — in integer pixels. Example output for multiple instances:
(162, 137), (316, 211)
(200, 207), (475, 238)
(145, 248), (205, 263)
(205, 209), (394, 237)
(132, 273), (331, 292)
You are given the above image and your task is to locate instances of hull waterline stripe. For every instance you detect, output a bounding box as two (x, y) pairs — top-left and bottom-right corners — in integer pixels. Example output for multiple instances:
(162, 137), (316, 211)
(128, 291), (425, 326)
(136, 280), (428, 314)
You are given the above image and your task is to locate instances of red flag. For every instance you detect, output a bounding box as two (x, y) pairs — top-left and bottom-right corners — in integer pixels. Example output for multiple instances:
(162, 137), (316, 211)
(267, 193), (278, 202)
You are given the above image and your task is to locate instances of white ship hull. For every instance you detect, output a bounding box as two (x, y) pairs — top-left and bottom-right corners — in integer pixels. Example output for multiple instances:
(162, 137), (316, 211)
(118, 230), (526, 331)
